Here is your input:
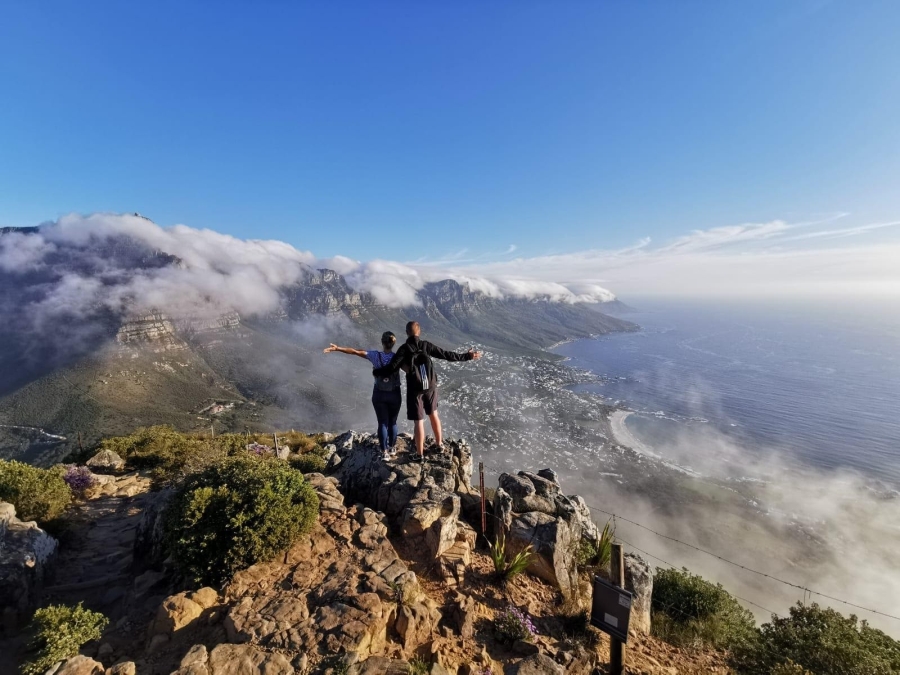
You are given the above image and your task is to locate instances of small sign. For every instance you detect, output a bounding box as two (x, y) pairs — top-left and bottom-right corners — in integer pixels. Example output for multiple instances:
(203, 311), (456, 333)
(591, 575), (632, 643)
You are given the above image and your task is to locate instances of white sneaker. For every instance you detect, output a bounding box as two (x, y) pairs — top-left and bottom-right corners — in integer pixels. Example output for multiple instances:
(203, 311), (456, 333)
(381, 450), (392, 461)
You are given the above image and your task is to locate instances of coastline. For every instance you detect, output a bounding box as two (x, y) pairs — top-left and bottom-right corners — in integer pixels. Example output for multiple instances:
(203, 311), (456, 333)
(608, 409), (659, 459)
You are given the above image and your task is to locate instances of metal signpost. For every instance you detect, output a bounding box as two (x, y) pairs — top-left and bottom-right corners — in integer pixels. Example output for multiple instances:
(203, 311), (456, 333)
(591, 543), (631, 674)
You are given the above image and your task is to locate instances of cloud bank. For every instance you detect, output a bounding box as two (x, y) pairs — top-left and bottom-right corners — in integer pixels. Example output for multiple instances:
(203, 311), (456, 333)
(0, 213), (619, 329)
(445, 216), (900, 301)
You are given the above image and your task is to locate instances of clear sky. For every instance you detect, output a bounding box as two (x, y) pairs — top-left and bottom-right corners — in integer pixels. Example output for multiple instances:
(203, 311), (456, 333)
(1, 1), (899, 266)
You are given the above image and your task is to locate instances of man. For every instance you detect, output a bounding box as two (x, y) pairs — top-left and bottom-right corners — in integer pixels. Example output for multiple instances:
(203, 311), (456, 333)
(373, 321), (482, 461)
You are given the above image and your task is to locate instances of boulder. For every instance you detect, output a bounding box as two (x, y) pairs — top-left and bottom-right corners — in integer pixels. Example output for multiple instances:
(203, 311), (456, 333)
(0, 501), (58, 634)
(206, 644), (293, 675)
(568, 495), (601, 546)
(348, 657), (411, 675)
(86, 449), (126, 473)
(499, 473), (558, 515)
(507, 510), (581, 601)
(106, 663), (137, 675)
(54, 656), (105, 675)
(149, 592), (204, 636)
(512, 654), (565, 675)
(624, 552), (653, 635)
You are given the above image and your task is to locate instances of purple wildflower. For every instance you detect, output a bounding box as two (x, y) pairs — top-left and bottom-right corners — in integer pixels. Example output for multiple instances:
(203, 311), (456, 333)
(63, 465), (97, 494)
(493, 604), (538, 643)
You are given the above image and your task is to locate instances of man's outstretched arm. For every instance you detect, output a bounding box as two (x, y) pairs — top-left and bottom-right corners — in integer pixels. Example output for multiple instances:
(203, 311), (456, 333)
(425, 342), (482, 362)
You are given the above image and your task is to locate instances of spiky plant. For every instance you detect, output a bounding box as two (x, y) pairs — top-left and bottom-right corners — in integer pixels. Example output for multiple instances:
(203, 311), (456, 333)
(489, 532), (534, 582)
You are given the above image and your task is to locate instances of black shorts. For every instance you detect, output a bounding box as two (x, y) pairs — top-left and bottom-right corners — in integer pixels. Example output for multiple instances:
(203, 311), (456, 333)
(407, 387), (438, 420)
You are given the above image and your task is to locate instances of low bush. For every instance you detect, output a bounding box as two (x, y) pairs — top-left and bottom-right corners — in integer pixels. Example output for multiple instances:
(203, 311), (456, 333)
(288, 452), (327, 474)
(651, 567), (756, 651)
(22, 603), (108, 675)
(489, 532), (534, 582)
(731, 603), (900, 675)
(0, 460), (71, 524)
(164, 455), (319, 586)
(494, 605), (538, 643)
(97, 426), (323, 484)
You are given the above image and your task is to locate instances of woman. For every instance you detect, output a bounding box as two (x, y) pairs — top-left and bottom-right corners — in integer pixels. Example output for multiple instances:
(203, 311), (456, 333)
(323, 331), (402, 459)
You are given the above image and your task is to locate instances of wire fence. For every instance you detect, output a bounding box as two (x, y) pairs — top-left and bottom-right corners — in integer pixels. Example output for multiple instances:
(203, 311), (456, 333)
(476, 459), (900, 624)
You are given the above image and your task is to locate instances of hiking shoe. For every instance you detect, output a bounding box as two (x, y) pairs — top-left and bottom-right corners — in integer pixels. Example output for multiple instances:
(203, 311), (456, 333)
(410, 453), (425, 463)
(381, 450), (392, 462)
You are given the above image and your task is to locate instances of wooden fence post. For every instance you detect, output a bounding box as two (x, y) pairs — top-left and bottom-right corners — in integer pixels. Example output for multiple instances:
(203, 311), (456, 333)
(610, 542), (626, 674)
(479, 462), (486, 537)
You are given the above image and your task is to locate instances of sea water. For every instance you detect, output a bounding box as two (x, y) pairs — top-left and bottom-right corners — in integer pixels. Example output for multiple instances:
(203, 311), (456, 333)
(556, 299), (900, 488)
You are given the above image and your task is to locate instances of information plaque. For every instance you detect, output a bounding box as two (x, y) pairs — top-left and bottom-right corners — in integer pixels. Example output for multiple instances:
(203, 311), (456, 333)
(590, 575), (633, 643)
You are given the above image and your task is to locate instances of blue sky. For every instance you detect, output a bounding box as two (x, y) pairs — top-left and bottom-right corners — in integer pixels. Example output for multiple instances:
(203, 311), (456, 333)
(1, 1), (899, 266)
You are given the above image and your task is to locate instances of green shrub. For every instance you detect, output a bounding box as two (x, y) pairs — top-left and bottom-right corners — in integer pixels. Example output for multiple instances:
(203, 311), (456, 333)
(0, 460), (71, 523)
(21, 603), (108, 675)
(408, 657), (430, 675)
(489, 532), (534, 582)
(164, 455), (319, 586)
(731, 603), (900, 675)
(98, 426), (323, 484)
(288, 452), (327, 474)
(651, 567), (756, 651)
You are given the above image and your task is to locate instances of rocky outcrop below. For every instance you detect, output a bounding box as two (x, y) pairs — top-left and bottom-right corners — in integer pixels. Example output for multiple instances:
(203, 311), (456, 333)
(0, 501), (58, 634)
(328, 432), (479, 586)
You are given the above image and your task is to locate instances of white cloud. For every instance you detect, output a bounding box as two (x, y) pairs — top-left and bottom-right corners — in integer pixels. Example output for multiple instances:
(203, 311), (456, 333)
(443, 217), (900, 300)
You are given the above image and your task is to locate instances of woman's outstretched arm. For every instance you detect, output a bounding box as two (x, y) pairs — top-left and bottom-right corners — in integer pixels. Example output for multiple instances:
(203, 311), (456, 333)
(323, 344), (368, 358)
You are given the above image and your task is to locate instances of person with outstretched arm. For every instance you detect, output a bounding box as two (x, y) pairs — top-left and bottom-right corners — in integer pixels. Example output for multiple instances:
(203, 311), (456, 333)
(323, 331), (403, 460)
(373, 321), (481, 461)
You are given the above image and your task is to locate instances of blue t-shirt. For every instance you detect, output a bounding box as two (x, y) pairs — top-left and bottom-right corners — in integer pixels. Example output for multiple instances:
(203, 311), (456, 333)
(366, 351), (401, 391)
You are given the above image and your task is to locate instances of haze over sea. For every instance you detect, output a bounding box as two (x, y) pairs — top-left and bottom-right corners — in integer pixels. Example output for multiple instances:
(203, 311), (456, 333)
(557, 300), (900, 488)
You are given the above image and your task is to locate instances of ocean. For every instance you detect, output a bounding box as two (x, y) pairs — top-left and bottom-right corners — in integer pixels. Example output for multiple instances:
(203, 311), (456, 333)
(555, 299), (900, 488)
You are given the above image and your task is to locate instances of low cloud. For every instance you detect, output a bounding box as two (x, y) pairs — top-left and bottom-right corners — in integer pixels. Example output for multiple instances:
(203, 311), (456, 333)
(447, 216), (900, 300)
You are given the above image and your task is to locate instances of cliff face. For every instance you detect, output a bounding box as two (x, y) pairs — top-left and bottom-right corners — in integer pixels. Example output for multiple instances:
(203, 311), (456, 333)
(282, 269), (375, 319)
(115, 313), (184, 350)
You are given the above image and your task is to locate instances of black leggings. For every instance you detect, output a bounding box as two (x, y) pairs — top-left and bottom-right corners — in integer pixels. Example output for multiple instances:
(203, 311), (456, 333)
(372, 388), (402, 451)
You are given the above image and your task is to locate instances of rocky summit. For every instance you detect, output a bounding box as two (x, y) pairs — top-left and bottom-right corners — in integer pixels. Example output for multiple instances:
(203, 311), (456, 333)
(0, 433), (733, 675)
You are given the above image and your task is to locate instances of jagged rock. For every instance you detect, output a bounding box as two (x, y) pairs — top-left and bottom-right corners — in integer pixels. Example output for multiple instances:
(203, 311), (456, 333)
(149, 592), (204, 636)
(568, 495), (601, 546)
(537, 468), (559, 484)
(86, 449), (126, 473)
(625, 552), (653, 635)
(54, 656), (105, 675)
(449, 592), (476, 638)
(395, 598), (442, 652)
(493, 487), (513, 536)
(507, 510), (581, 601)
(0, 501), (58, 634)
(499, 473), (558, 515)
(206, 644), (293, 675)
(512, 653), (565, 674)
(180, 644), (209, 668)
(132, 488), (173, 573)
(106, 663), (136, 675)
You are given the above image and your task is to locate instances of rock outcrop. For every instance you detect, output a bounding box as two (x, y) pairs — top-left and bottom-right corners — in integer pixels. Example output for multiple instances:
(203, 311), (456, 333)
(329, 432), (478, 585)
(0, 501), (58, 634)
(625, 551), (654, 635)
(495, 471), (585, 601)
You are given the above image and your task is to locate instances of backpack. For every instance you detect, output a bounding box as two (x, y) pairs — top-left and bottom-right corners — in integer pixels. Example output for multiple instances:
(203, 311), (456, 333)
(408, 341), (435, 391)
(372, 352), (401, 392)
